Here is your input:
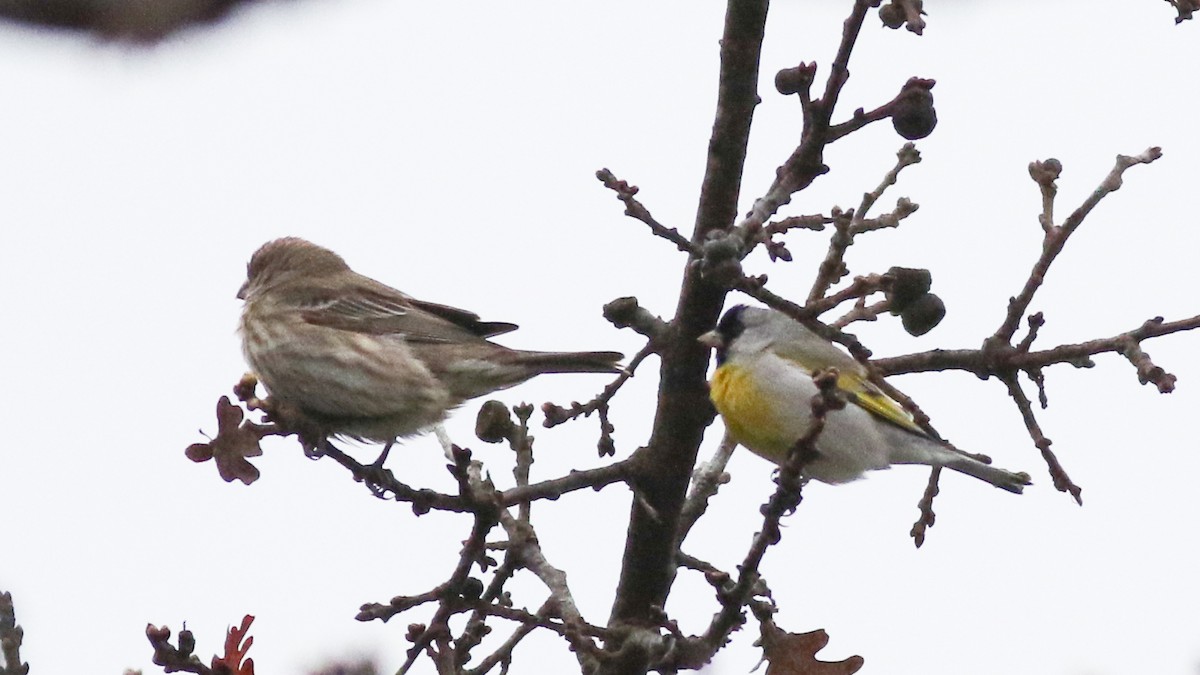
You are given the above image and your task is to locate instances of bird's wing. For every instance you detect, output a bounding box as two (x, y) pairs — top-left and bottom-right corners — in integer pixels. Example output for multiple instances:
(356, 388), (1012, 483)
(773, 348), (925, 435)
(298, 282), (517, 343)
(835, 370), (925, 435)
(408, 298), (519, 338)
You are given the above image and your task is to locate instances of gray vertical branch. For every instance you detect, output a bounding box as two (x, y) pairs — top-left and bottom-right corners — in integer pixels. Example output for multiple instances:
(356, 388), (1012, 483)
(601, 0), (769, 665)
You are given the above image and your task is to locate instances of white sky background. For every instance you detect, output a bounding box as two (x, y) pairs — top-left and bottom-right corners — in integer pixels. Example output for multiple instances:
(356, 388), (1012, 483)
(1, 1), (1198, 674)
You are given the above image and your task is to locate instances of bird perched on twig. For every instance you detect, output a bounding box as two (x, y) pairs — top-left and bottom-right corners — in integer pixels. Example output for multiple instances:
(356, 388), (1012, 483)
(700, 305), (1031, 493)
(237, 237), (623, 465)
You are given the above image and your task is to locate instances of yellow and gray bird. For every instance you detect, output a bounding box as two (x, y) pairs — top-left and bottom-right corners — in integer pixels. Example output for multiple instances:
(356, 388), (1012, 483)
(238, 237), (622, 460)
(701, 305), (1030, 493)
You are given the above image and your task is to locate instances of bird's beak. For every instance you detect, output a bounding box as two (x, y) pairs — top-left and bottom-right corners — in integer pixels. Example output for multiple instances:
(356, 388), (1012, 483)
(236, 281), (249, 300)
(698, 330), (723, 350)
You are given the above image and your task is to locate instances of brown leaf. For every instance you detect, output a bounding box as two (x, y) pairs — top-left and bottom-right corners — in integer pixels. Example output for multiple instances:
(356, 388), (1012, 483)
(212, 615), (256, 675)
(187, 396), (264, 485)
(762, 624), (864, 675)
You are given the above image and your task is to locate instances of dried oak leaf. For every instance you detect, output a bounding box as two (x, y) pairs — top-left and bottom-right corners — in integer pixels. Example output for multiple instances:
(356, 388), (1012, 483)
(762, 625), (864, 675)
(212, 615), (256, 675)
(185, 396), (264, 485)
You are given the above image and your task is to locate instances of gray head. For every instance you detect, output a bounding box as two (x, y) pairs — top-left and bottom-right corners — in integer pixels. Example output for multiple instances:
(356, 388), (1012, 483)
(704, 304), (854, 369)
(237, 237), (351, 300)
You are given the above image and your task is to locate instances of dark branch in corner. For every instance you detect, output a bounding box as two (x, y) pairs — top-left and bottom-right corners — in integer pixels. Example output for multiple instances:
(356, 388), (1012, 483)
(0, 0), (269, 41)
(1, 592), (28, 675)
(1163, 0), (1200, 23)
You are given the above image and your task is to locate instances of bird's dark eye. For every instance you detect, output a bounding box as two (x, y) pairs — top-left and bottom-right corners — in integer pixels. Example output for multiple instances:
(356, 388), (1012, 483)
(716, 305), (748, 343)
(711, 305), (748, 366)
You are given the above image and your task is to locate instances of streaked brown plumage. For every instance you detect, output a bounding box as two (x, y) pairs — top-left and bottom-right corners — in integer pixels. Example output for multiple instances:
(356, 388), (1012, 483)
(238, 237), (622, 454)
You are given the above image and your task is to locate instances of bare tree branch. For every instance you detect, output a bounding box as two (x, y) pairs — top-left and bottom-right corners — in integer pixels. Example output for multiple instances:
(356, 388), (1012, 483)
(601, 0), (770, 656)
(597, 169), (701, 256)
(0, 0), (271, 41)
(991, 148), (1162, 347)
(1163, 0), (1200, 23)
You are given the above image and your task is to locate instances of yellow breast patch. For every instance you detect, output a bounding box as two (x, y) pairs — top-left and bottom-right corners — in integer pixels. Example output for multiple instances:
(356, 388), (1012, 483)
(709, 363), (793, 461)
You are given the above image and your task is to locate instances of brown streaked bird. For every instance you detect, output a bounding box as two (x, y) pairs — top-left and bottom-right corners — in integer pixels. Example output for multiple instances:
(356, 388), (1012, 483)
(238, 237), (622, 465)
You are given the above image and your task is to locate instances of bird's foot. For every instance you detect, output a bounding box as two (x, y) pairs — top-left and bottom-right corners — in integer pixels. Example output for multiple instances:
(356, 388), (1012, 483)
(361, 441), (396, 498)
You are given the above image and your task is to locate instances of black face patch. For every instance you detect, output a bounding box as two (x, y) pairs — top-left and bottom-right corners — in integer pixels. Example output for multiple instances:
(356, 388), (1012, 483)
(713, 305), (749, 365)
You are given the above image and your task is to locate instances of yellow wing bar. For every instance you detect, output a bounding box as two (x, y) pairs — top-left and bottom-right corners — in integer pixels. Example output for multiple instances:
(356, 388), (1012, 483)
(837, 370), (925, 435)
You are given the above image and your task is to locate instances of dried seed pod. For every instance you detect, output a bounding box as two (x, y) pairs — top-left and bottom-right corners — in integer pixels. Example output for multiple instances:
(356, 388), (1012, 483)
(774, 63), (816, 95)
(475, 400), (515, 444)
(460, 577), (485, 601)
(886, 266), (933, 314)
(901, 292), (946, 336)
(879, 2), (905, 28)
(892, 87), (937, 140)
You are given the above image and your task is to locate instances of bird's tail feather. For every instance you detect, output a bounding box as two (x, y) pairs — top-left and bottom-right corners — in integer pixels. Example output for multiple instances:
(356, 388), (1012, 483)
(517, 350), (624, 374)
(884, 427), (1031, 494)
(941, 456), (1032, 494)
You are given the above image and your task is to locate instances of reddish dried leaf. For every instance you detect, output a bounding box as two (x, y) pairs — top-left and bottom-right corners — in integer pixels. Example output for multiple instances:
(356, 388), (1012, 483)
(187, 397), (263, 485)
(212, 615), (256, 675)
(762, 625), (864, 675)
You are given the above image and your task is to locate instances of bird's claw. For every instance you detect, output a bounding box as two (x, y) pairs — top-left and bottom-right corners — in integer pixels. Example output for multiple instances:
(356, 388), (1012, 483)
(361, 462), (397, 499)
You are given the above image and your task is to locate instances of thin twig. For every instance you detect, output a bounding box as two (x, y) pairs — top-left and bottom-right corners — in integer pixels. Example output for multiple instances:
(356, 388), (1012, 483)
(830, 298), (890, 329)
(318, 443), (470, 514)
(678, 432), (738, 543)
(498, 457), (633, 507)
(463, 606), (543, 675)
(455, 555), (521, 665)
(873, 313), (1200, 380)
(1000, 374), (1082, 504)
(395, 449), (500, 674)
(809, 144), (921, 301)
(543, 344), (655, 430)
(496, 510), (602, 669)
(510, 404), (535, 524)
(597, 169), (701, 256)
(909, 468), (940, 548)
(992, 147), (1162, 346)
(728, 0), (874, 250)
